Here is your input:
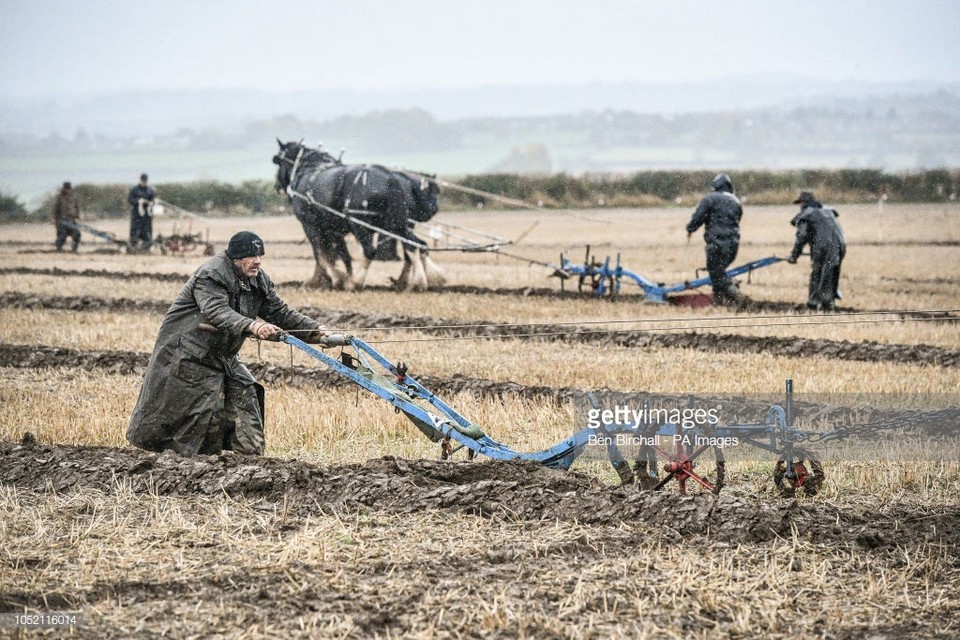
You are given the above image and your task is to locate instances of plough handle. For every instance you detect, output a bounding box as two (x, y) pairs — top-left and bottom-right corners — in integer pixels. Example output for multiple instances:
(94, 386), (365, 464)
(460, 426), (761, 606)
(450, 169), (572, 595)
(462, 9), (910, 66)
(198, 322), (350, 347)
(317, 334), (351, 347)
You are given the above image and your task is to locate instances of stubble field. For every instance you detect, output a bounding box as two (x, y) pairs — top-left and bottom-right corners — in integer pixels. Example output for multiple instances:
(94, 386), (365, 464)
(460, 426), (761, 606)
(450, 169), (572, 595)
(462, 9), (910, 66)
(1, 202), (959, 638)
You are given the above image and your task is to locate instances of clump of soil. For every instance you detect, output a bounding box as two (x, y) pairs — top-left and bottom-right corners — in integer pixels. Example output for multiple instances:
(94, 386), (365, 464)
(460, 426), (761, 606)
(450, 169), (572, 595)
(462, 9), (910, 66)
(2, 439), (956, 549)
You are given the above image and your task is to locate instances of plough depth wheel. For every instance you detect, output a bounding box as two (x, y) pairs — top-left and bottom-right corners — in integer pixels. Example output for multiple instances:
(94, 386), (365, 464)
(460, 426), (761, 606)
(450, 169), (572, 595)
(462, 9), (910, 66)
(650, 450), (725, 495)
(773, 458), (824, 497)
(618, 425), (726, 495)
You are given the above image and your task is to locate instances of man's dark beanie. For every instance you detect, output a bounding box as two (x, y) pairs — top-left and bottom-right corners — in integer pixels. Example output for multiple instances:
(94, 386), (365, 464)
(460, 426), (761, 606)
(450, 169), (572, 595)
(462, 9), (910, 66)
(226, 231), (265, 259)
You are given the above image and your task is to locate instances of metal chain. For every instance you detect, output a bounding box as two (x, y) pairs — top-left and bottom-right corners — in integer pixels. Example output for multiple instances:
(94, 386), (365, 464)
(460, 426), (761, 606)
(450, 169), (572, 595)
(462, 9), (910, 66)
(791, 406), (960, 444)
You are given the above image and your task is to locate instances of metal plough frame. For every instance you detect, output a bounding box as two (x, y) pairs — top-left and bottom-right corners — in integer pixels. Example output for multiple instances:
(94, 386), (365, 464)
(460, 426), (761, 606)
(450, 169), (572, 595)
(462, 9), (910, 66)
(280, 333), (853, 495)
(558, 248), (783, 302)
(60, 220), (129, 251)
(283, 334), (585, 468)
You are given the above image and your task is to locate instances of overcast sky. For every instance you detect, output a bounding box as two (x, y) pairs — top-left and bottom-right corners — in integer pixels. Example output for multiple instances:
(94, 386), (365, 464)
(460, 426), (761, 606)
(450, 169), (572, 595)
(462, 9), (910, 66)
(1, 0), (958, 96)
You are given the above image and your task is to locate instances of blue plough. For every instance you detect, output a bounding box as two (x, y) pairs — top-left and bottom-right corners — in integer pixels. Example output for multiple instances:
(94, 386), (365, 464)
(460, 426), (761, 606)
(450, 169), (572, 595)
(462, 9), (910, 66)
(280, 333), (846, 496)
(61, 220), (130, 251)
(557, 247), (783, 303)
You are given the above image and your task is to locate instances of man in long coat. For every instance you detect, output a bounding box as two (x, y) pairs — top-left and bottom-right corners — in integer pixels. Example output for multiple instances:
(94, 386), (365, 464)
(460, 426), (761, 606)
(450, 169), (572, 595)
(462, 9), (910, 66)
(787, 191), (847, 311)
(128, 231), (328, 456)
(52, 181), (81, 252)
(686, 173), (744, 305)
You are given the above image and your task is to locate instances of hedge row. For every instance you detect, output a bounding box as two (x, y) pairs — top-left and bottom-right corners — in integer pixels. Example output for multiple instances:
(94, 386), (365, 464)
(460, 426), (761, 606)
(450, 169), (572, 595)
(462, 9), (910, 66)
(8, 168), (959, 221)
(450, 168), (960, 208)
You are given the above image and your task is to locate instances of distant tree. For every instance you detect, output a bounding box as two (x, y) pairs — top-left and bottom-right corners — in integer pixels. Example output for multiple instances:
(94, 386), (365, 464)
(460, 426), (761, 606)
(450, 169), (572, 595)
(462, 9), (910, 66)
(0, 188), (28, 221)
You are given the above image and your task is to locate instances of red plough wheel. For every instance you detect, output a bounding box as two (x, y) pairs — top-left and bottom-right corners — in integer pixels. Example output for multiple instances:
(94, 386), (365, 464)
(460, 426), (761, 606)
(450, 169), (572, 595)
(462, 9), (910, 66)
(647, 426), (726, 495)
(773, 458), (825, 497)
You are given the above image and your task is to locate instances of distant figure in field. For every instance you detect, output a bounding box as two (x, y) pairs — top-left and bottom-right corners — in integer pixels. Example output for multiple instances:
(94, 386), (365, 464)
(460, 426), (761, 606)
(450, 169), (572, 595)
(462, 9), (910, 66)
(52, 181), (81, 252)
(127, 231), (329, 457)
(128, 173), (156, 252)
(685, 173), (743, 305)
(787, 191), (847, 311)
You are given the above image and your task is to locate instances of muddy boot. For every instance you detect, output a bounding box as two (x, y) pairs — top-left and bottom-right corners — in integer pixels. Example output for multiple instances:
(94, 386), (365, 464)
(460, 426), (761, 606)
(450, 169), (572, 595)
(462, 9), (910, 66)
(634, 460), (658, 490)
(723, 283), (743, 307)
(612, 460), (635, 486)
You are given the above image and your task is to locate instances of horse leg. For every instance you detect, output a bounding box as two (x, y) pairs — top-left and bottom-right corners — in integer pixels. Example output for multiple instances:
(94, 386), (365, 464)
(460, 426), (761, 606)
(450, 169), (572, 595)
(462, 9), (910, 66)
(309, 262), (333, 289)
(309, 253), (340, 289)
(305, 236), (334, 289)
(308, 235), (352, 290)
(316, 241), (351, 290)
(394, 252), (412, 291)
(334, 236), (355, 291)
(349, 226), (376, 289)
(352, 255), (373, 289)
(421, 252), (447, 288)
(402, 248), (429, 292)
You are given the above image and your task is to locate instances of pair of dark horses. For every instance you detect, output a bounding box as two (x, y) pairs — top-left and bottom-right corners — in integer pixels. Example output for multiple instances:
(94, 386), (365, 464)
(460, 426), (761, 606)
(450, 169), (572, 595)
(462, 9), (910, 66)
(273, 140), (445, 290)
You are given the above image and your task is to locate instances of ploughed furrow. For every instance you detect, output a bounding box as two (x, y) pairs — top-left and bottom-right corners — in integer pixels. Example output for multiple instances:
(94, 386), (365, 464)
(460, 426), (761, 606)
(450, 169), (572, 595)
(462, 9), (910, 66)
(0, 266), (188, 282)
(3, 291), (957, 367)
(1, 342), (954, 429)
(2, 438), (958, 548)
(5, 238), (959, 248)
(2, 267), (958, 320)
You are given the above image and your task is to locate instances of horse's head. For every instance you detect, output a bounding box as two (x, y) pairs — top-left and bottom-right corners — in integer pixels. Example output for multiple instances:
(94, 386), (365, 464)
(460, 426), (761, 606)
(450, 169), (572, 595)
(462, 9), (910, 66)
(403, 172), (441, 221)
(272, 139), (304, 194)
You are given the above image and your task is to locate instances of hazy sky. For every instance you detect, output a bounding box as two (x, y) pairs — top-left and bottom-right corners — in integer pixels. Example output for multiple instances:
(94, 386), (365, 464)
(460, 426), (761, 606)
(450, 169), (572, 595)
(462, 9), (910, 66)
(1, 0), (959, 96)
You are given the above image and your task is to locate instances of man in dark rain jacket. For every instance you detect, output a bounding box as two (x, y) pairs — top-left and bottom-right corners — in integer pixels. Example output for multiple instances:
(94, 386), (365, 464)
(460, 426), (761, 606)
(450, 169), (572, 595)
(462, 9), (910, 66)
(127, 173), (156, 252)
(127, 231), (328, 456)
(787, 191), (846, 311)
(686, 173), (743, 305)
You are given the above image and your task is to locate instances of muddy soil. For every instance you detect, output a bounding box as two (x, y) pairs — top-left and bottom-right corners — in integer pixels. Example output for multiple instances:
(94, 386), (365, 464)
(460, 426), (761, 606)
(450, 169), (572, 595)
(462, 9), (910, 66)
(4, 291), (958, 367)
(3, 438), (956, 550)
(5, 266), (960, 322)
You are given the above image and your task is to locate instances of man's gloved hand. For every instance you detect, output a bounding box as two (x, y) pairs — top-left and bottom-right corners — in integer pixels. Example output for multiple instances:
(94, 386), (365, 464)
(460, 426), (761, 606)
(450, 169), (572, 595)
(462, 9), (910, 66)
(787, 256), (798, 264)
(248, 320), (282, 341)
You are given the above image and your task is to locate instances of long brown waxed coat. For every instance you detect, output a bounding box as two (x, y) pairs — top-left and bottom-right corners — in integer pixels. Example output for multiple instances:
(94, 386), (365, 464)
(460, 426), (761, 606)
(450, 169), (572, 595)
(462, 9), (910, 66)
(53, 190), (80, 223)
(127, 253), (320, 456)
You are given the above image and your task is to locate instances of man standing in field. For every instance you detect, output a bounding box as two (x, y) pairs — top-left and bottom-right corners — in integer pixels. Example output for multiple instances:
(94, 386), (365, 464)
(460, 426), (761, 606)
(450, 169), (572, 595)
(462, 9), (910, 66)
(128, 173), (156, 252)
(787, 191), (846, 311)
(52, 181), (81, 252)
(127, 231), (329, 456)
(685, 173), (743, 305)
